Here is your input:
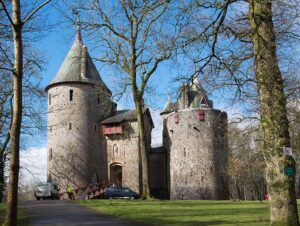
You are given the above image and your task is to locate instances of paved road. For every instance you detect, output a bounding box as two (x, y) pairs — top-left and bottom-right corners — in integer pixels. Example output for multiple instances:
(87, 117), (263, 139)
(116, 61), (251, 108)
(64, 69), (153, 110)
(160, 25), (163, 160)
(21, 200), (146, 226)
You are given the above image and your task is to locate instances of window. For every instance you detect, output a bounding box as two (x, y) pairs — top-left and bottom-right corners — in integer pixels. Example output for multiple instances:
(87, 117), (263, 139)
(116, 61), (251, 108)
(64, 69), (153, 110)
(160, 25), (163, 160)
(69, 123), (72, 130)
(97, 94), (100, 104)
(113, 144), (118, 156)
(50, 126), (52, 132)
(49, 148), (52, 161)
(183, 148), (186, 157)
(49, 94), (51, 105)
(70, 89), (73, 101)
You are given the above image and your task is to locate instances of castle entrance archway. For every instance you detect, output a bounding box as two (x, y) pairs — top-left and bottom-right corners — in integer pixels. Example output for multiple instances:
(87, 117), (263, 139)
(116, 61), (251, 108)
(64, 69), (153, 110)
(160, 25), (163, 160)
(110, 163), (122, 186)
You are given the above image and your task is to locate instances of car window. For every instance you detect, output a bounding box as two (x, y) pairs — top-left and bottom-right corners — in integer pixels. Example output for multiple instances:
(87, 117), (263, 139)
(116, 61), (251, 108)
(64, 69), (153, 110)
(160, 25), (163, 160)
(124, 189), (129, 192)
(37, 183), (49, 187)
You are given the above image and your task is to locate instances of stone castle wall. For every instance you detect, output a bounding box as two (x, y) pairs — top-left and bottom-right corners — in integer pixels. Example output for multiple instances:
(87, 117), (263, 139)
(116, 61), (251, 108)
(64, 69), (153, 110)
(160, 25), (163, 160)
(104, 113), (153, 194)
(163, 108), (228, 200)
(47, 82), (229, 199)
(47, 83), (113, 190)
(104, 121), (140, 194)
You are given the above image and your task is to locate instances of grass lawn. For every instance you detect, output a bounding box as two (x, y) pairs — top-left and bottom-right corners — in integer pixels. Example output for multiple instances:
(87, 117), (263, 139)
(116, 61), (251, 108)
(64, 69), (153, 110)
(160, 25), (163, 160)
(78, 200), (273, 226)
(0, 203), (28, 226)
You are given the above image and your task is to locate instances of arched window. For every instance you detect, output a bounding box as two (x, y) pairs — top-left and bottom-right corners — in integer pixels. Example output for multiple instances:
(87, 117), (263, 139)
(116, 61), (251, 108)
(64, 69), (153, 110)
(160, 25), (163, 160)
(49, 148), (52, 161)
(183, 148), (186, 157)
(70, 89), (73, 101)
(49, 94), (51, 105)
(97, 94), (100, 104)
(113, 144), (119, 156)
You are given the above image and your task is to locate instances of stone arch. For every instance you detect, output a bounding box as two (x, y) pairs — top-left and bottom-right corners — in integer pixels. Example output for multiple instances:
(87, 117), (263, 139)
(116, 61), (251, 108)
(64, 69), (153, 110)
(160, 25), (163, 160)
(109, 162), (122, 186)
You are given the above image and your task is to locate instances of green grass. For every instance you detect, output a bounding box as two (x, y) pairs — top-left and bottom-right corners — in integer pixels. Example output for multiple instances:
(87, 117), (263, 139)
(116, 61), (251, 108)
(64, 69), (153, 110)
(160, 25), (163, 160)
(78, 200), (273, 226)
(0, 203), (28, 226)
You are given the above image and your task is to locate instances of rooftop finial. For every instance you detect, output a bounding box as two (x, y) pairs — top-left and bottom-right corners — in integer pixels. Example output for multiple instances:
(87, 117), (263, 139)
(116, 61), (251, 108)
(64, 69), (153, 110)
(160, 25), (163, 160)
(75, 18), (82, 43)
(193, 62), (199, 84)
(72, 7), (82, 43)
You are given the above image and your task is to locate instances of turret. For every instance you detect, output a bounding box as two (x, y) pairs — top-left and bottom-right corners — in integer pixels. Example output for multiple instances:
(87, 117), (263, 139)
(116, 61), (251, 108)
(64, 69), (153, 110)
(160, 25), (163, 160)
(46, 24), (115, 190)
(162, 75), (228, 200)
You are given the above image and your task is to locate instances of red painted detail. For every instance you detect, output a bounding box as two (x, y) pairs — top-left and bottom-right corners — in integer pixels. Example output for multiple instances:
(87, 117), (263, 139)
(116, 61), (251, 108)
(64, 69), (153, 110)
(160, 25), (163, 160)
(174, 112), (179, 124)
(198, 109), (205, 121)
(102, 124), (123, 135)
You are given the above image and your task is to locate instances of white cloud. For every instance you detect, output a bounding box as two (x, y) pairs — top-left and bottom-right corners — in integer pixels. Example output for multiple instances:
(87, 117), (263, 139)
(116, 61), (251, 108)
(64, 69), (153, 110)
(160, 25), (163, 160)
(19, 147), (48, 186)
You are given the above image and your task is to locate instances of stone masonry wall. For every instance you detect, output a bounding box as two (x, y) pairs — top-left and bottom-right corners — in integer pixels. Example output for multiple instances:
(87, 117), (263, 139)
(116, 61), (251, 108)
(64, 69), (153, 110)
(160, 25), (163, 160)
(163, 108), (228, 200)
(104, 121), (140, 194)
(47, 83), (113, 190)
(104, 115), (153, 195)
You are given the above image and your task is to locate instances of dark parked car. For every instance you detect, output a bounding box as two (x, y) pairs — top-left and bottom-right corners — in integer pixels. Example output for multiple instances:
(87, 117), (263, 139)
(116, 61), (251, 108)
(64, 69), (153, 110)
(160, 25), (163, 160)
(104, 187), (139, 200)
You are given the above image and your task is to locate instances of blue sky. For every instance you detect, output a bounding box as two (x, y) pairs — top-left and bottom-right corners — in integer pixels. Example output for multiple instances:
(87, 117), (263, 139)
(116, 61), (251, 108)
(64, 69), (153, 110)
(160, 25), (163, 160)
(17, 1), (258, 184)
(30, 22), (238, 149)
(24, 2), (253, 150)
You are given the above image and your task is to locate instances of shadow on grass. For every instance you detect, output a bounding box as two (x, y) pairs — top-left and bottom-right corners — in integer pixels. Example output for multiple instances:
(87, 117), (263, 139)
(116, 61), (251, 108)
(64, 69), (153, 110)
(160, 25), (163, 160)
(79, 200), (270, 226)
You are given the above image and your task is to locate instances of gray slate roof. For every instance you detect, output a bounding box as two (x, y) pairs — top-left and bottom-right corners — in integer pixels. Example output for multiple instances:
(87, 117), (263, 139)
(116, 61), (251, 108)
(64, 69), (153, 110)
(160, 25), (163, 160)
(46, 26), (111, 94)
(101, 110), (137, 124)
(102, 108), (154, 128)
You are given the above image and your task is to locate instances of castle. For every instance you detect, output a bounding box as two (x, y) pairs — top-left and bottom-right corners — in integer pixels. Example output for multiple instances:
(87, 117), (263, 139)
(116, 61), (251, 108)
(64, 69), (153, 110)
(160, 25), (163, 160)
(46, 25), (229, 200)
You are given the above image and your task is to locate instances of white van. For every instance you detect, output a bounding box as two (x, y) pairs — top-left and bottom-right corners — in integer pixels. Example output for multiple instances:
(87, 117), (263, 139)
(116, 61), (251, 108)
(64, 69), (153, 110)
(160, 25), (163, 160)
(34, 182), (59, 200)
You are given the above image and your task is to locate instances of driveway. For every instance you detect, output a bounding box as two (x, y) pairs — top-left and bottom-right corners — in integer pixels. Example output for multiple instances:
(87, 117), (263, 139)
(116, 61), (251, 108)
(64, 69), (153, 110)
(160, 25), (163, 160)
(21, 200), (146, 226)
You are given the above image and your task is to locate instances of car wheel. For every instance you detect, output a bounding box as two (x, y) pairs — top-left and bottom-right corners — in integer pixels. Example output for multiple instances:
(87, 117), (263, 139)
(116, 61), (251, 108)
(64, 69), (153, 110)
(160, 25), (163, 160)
(36, 197), (40, 200)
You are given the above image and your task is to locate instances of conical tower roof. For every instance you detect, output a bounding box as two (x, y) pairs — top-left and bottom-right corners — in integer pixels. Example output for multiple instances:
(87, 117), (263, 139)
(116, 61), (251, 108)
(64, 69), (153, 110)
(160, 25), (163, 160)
(46, 24), (111, 94)
(189, 75), (212, 108)
(190, 74), (204, 92)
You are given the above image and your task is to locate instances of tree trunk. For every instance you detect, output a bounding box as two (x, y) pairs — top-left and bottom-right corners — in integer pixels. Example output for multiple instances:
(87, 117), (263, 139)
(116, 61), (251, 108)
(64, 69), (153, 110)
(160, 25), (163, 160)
(249, 1), (299, 225)
(0, 159), (5, 203)
(132, 93), (151, 199)
(234, 177), (242, 200)
(251, 176), (261, 201)
(129, 35), (151, 200)
(4, 0), (23, 225)
(0, 132), (10, 203)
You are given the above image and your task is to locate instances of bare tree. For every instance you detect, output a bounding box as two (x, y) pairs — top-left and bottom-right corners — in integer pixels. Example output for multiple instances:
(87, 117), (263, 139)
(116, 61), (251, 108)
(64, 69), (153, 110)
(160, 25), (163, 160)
(0, 0), (53, 225)
(228, 123), (266, 201)
(76, 0), (179, 199)
(177, 0), (300, 224)
(248, 1), (299, 224)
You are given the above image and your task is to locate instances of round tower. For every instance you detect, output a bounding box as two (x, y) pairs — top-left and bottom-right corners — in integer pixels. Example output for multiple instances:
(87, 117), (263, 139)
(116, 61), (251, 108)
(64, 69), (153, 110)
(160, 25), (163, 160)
(46, 25), (115, 190)
(162, 76), (229, 200)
